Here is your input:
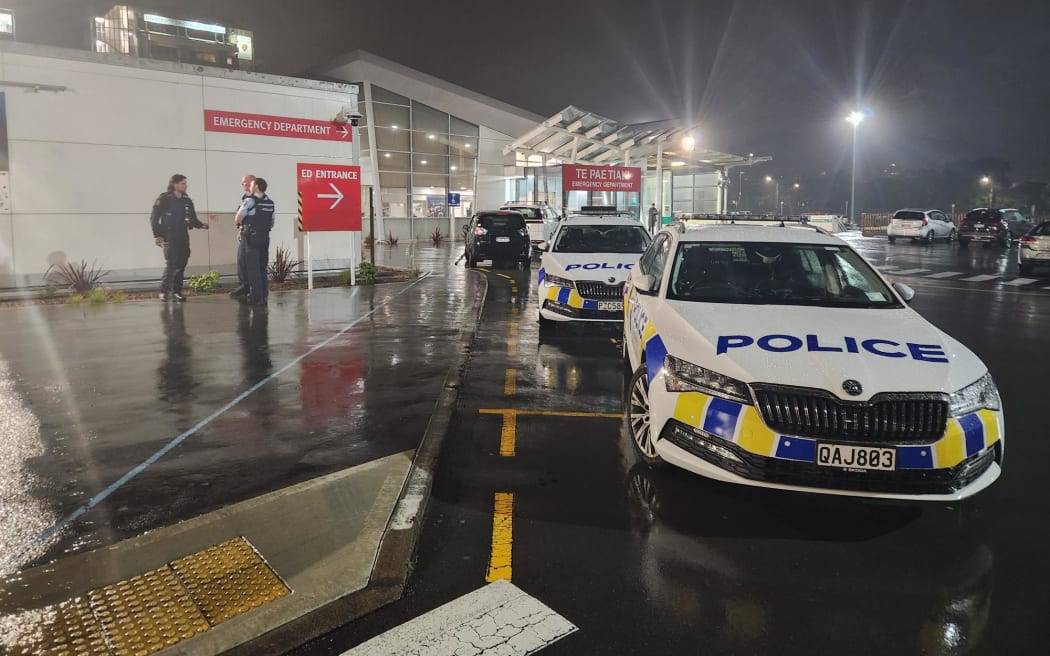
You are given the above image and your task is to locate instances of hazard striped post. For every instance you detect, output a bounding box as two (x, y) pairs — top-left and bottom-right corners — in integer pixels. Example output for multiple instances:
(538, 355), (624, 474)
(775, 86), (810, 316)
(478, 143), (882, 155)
(299, 191), (313, 289)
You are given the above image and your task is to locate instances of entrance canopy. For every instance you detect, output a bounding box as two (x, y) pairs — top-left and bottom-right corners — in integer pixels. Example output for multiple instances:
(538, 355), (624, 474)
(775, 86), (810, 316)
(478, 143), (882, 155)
(503, 105), (769, 170)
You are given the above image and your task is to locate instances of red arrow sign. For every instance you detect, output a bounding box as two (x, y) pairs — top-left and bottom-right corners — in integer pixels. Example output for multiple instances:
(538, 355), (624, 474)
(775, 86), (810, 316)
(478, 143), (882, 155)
(297, 163), (361, 231)
(205, 110), (352, 142)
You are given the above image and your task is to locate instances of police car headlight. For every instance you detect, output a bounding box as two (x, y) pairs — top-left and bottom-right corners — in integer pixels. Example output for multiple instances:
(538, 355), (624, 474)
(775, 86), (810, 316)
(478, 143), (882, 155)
(664, 355), (751, 404)
(949, 372), (1001, 416)
(544, 274), (575, 289)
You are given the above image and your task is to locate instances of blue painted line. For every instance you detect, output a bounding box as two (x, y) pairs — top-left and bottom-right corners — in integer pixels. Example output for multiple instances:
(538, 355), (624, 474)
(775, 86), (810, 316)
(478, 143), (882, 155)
(4, 275), (431, 571)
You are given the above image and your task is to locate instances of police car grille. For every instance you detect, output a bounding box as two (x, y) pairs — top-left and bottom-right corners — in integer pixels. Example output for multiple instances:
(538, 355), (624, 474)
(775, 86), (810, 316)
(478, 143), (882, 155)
(753, 388), (948, 443)
(575, 282), (624, 299)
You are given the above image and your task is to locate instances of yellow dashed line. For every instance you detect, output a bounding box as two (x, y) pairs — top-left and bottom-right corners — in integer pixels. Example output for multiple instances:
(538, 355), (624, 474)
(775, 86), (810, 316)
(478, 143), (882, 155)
(486, 492), (514, 582)
(499, 410), (517, 456)
(504, 368), (517, 396)
(507, 339), (517, 357)
(480, 408), (623, 419)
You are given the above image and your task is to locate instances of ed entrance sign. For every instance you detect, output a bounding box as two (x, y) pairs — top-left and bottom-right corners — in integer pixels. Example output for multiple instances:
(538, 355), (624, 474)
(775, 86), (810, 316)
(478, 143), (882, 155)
(297, 163), (362, 231)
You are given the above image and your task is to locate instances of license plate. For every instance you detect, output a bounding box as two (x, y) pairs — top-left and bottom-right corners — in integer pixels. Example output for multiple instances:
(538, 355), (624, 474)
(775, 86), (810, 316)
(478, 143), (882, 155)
(495, 236), (510, 243)
(816, 443), (895, 471)
(974, 223), (984, 228)
(598, 301), (623, 311)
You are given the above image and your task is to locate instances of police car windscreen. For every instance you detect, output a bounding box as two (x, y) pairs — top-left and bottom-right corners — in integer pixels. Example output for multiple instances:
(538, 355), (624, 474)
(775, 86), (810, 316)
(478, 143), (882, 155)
(666, 242), (901, 307)
(553, 225), (650, 253)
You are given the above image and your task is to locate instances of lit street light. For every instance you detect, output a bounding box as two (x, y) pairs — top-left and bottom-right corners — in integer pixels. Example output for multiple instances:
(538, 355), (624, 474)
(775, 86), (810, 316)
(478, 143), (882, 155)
(980, 176), (995, 206)
(765, 175), (780, 214)
(846, 110), (866, 224)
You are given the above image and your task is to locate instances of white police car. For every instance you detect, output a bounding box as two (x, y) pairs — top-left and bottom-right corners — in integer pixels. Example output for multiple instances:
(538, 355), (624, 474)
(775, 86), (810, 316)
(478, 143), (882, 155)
(623, 220), (1004, 500)
(537, 208), (652, 326)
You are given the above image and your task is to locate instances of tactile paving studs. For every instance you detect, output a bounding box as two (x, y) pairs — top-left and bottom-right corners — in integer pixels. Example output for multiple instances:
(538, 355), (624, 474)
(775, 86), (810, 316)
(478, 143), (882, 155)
(1, 597), (108, 656)
(170, 537), (290, 626)
(88, 566), (209, 655)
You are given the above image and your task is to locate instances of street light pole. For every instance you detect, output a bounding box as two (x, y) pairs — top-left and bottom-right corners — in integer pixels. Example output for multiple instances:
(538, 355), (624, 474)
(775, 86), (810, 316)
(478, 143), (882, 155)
(765, 175), (779, 214)
(846, 111), (865, 224)
(738, 170), (745, 210)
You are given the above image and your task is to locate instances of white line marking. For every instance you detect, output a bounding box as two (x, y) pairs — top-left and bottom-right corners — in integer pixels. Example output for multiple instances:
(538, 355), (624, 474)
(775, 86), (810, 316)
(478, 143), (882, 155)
(960, 274), (1000, 282)
(889, 268), (930, 275)
(344, 580), (577, 655)
(878, 266), (901, 271)
(1003, 278), (1038, 286)
(925, 271), (965, 279)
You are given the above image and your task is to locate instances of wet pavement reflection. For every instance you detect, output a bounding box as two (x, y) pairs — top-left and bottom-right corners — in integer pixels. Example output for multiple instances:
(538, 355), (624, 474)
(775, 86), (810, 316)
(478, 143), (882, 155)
(0, 245), (477, 575)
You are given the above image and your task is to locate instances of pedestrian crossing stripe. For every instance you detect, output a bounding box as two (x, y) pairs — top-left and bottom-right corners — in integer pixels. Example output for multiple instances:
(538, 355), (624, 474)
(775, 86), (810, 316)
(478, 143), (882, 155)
(890, 268), (930, 275)
(925, 271), (965, 279)
(1003, 278), (1038, 286)
(960, 274), (1000, 282)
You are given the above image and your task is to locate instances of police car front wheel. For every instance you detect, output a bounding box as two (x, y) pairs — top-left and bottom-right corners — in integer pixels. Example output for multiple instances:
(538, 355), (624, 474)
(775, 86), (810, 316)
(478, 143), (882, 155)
(626, 365), (661, 464)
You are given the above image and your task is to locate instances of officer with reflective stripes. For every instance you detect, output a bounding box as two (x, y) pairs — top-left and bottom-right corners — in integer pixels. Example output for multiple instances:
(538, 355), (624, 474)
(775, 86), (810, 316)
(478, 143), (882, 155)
(150, 173), (208, 302)
(235, 177), (276, 305)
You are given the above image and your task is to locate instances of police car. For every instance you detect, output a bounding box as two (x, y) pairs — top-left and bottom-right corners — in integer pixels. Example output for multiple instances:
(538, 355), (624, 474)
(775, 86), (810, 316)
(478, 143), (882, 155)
(623, 220), (1004, 500)
(537, 207), (652, 326)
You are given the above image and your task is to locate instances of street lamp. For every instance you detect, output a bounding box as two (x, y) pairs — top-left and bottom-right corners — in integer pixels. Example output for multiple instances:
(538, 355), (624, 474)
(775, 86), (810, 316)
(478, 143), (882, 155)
(846, 110), (865, 224)
(765, 175), (780, 214)
(738, 170), (745, 210)
(980, 176), (995, 206)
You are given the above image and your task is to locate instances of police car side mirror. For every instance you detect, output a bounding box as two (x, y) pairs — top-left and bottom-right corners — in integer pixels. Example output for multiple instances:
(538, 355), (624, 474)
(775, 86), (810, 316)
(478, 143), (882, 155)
(892, 282), (915, 304)
(633, 272), (658, 295)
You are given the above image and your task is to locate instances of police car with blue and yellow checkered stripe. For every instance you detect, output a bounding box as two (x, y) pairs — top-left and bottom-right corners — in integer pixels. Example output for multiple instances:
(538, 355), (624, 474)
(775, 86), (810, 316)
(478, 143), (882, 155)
(537, 208), (652, 326)
(623, 219), (1003, 500)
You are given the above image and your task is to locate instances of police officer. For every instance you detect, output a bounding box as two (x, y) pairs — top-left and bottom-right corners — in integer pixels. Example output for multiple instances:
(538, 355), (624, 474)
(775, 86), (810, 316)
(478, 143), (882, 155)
(229, 173), (255, 299)
(235, 177), (275, 305)
(648, 203), (659, 233)
(151, 174), (208, 301)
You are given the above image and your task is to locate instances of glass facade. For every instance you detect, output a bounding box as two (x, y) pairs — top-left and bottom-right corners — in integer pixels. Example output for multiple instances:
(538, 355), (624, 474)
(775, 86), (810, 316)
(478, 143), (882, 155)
(368, 85), (479, 238)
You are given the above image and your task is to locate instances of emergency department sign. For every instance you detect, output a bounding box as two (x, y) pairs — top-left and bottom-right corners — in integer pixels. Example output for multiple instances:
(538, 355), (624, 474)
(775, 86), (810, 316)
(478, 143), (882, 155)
(205, 110), (351, 142)
(297, 163), (362, 231)
(562, 164), (641, 192)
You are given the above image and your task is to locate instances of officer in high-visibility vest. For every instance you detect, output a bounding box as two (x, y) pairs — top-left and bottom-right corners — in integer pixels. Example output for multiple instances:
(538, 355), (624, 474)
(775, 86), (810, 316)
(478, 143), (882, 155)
(235, 177), (276, 306)
(150, 174), (209, 302)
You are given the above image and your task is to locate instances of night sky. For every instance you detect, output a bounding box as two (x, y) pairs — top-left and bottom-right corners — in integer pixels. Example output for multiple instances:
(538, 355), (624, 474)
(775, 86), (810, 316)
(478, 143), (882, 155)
(8, 0), (1050, 183)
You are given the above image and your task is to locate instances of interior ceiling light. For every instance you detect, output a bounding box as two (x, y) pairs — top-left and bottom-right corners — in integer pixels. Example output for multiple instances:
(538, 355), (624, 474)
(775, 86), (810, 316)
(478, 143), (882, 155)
(420, 159), (427, 164)
(428, 134), (436, 140)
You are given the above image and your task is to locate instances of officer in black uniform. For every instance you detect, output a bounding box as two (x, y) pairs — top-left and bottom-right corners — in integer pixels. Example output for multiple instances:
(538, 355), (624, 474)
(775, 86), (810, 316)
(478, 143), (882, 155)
(150, 174), (208, 301)
(235, 177), (275, 305)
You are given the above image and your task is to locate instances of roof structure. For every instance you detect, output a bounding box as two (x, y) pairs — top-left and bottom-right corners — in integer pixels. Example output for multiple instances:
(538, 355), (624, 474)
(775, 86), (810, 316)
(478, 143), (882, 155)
(503, 105), (770, 171)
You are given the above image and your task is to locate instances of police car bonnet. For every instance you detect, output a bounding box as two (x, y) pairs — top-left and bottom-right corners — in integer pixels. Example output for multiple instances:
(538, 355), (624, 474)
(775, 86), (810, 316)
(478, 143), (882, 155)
(665, 304), (984, 396)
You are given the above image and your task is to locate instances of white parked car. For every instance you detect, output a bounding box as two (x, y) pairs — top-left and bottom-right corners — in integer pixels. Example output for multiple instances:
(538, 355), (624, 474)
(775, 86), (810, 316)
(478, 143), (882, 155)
(886, 208), (956, 244)
(537, 210), (651, 326)
(622, 221), (1004, 500)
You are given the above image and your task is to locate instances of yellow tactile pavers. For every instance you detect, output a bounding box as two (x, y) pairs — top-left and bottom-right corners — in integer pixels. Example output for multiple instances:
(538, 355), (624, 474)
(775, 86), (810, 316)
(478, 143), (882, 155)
(1, 537), (289, 655)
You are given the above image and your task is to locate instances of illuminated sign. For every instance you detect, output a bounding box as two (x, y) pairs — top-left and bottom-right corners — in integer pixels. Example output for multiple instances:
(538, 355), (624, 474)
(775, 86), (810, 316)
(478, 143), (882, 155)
(143, 13), (225, 34)
(562, 164), (641, 193)
(231, 31), (253, 61)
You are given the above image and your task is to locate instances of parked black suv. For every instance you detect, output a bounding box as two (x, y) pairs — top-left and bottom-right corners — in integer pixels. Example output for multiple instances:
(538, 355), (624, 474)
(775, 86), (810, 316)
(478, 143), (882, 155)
(463, 210), (531, 268)
(958, 208), (1012, 247)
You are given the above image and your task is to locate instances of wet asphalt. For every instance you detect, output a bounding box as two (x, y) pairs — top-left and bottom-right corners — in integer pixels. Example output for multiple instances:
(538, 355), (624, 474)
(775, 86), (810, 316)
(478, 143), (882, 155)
(299, 234), (1049, 656)
(0, 246), (480, 576)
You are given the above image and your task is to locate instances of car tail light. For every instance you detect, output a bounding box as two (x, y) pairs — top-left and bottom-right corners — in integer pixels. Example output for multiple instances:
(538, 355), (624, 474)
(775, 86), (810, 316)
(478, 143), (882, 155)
(922, 218), (929, 226)
(473, 226), (488, 236)
(1020, 235), (1037, 245)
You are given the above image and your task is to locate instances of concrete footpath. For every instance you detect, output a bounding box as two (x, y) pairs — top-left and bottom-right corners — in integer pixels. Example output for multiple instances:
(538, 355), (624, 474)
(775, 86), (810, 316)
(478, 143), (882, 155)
(0, 242), (482, 655)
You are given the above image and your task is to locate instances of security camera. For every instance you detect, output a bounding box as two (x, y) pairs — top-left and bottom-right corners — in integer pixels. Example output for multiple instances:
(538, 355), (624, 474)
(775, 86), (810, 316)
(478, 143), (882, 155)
(336, 107), (363, 127)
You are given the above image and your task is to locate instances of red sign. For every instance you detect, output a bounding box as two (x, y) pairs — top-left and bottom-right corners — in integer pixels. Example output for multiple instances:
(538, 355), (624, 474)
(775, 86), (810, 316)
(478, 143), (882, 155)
(297, 163), (362, 231)
(204, 110), (351, 142)
(562, 164), (642, 192)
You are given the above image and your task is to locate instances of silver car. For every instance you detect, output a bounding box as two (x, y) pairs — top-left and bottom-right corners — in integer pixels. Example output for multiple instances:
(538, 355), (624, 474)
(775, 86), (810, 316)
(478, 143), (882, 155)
(886, 208), (956, 244)
(1018, 221), (1050, 275)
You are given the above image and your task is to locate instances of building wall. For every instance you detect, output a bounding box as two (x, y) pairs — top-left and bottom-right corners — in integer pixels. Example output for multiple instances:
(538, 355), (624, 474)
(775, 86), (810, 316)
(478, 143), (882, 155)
(0, 43), (358, 288)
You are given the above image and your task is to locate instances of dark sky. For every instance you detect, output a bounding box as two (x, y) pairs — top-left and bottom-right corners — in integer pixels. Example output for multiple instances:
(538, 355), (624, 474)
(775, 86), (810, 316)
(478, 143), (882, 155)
(9, 0), (1050, 180)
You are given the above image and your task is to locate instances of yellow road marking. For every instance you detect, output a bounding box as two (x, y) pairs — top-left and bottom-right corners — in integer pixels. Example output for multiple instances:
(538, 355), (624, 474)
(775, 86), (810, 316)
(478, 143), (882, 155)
(486, 492), (514, 582)
(504, 368), (517, 396)
(507, 339), (517, 356)
(499, 410), (517, 456)
(480, 408), (623, 419)
(511, 306), (519, 315)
